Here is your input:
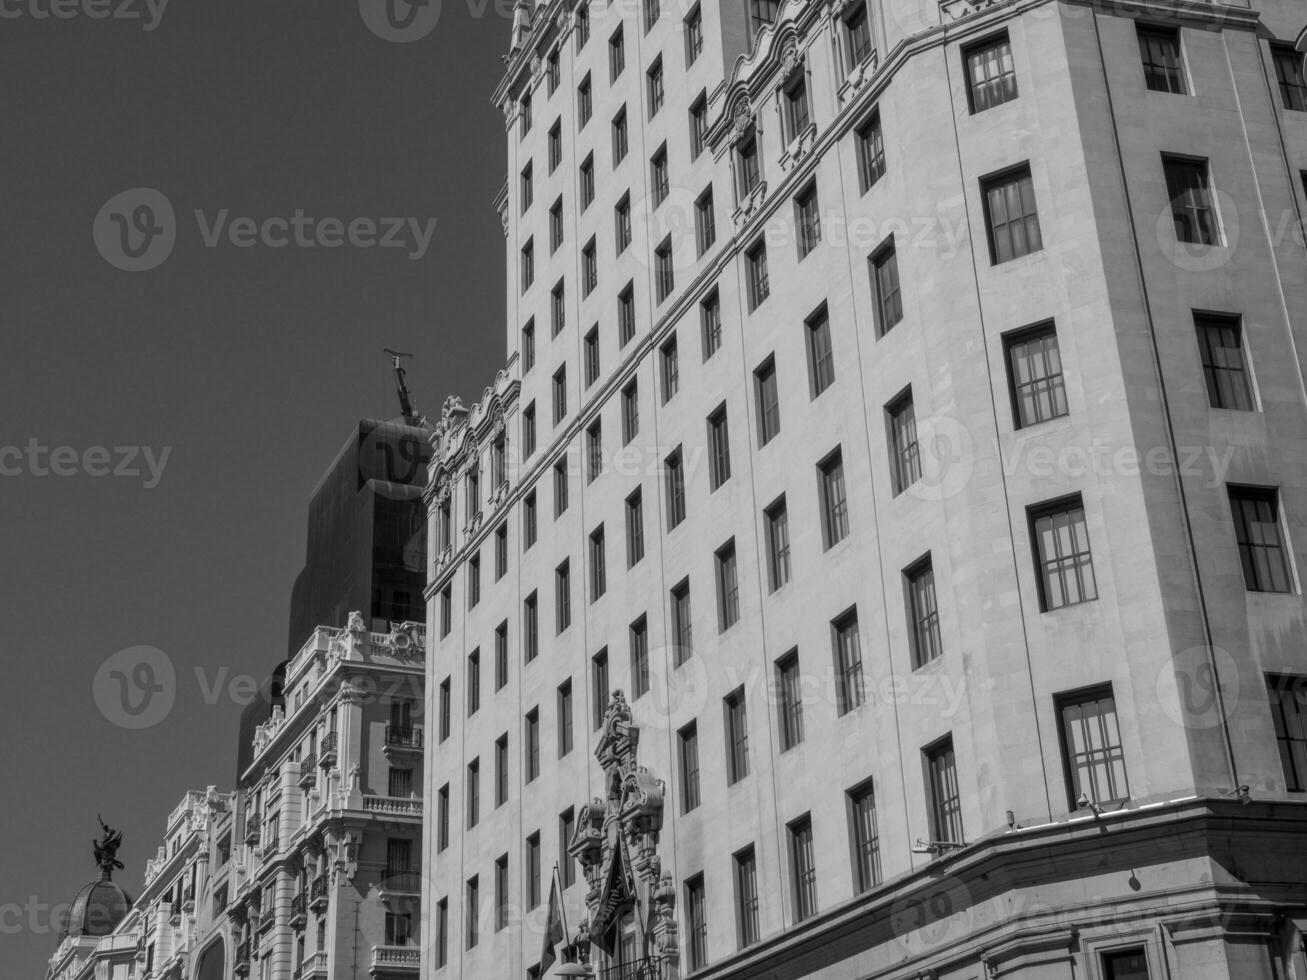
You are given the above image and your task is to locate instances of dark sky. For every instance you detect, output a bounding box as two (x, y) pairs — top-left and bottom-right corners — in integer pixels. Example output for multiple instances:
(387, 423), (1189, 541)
(0, 2), (507, 973)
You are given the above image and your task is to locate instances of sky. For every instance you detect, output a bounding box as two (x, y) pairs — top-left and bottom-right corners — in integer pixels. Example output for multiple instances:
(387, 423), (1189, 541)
(0, 2), (509, 974)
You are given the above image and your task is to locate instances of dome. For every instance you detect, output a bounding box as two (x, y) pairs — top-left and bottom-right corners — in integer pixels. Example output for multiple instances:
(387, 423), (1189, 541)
(61, 875), (131, 940)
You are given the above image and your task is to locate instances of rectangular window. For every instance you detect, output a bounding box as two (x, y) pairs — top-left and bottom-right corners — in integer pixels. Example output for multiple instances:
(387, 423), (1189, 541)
(788, 815), (817, 921)
(522, 402), (537, 458)
(685, 5), (703, 64)
(626, 489), (645, 566)
(548, 120), (562, 172)
(495, 622), (508, 690)
(578, 73), (593, 126)
(1006, 322), (1068, 427)
(671, 577), (693, 663)
(685, 875), (708, 970)
(926, 736), (963, 843)
(439, 677), (452, 741)
(589, 525), (607, 600)
(695, 185), (716, 255)
(437, 784), (450, 850)
(551, 280), (566, 335)
(906, 556), (942, 667)
(749, 0), (779, 40)
(521, 239), (534, 291)
(856, 111), (886, 193)
(776, 651), (804, 750)
(520, 93), (532, 136)
(525, 708), (540, 782)
(618, 281), (636, 344)
(1267, 674), (1307, 792)
(465, 877), (479, 949)
(745, 240), (770, 311)
(1031, 497), (1097, 610)
(1274, 44), (1307, 110)
(783, 70), (810, 142)
(679, 721), (701, 812)
(630, 616), (650, 698)
(580, 154), (595, 209)
(737, 130), (761, 199)
(708, 404), (731, 489)
(582, 329), (601, 391)
(765, 496), (791, 591)
(559, 808), (577, 886)
(870, 239), (903, 333)
(655, 236), (675, 303)
(806, 305), (835, 396)
(666, 446), (686, 528)
(701, 290), (722, 359)
(440, 586), (452, 637)
(523, 490), (538, 549)
(724, 688), (750, 785)
(832, 609), (864, 713)
(554, 460), (568, 517)
(1230, 487), (1293, 592)
(660, 333), (679, 402)
(520, 160), (534, 213)
(558, 679), (574, 757)
(586, 421), (603, 484)
(733, 846), (759, 948)
(1103, 949), (1151, 980)
(715, 539), (740, 631)
(466, 758), (480, 828)
(651, 144), (670, 206)
(552, 366), (567, 424)
(615, 192), (632, 252)
(1163, 155), (1218, 246)
(983, 164), (1043, 263)
(622, 380), (639, 445)
(1057, 685), (1130, 809)
(546, 49), (560, 93)
(647, 58), (664, 116)
(526, 832), (542, 908)
(843, 0), (873, 70)
(1137, 25), (1186, 94)
(1196, 312), (1255, 410)
(965, 33), (1018, 112)
(848, 780), (880, 893)
(609, 27), (625, 80)
(795, 183), (821, 258)
(592, 649), (609, 729)
(468, 555), (481, 609)
(819, 449), (849, 548)
(612, 107), (628, 165)
(467, 649), (481, 714)
(494, 855), (509, 931)
(575, 2), (589, 47)
(556, 559), (572, 632)
(644, 0), (660, 32)
(524, 591), (539, 662)
(495, 733), (509, 806)
(690, 92), (708, 158)
(887, 388), (919, 493)
(582, 240), (598, 296)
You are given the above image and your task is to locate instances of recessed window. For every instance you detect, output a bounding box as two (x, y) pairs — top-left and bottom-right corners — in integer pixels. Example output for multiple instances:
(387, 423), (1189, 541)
(651, 144), (670, 206)
(1005, 321), (1067, 428)
(523, 490), (537, 549)
(1163, 155), (1219, 246)
(787, 814), (817, 921)
(609, 26), (625, 80)
(905, 555), (941, 668)
(982, 164), (1042, 263)
(525, 709), (540, 782)
(437, 784), (450, 850)
(764, 496), (790, 591)
(548, 120), (562, 172)
(519, 92), (532, 136)
(588, 525), (606, 600)
(1196, 312), (1254, 410)
(678, 721), (701, 812)
(559, 808), (576, 886)
(578, 73), (593, 126)
(715, 538), (739, 631)
(1267, 674), (1307, 792)
(746, 240), (769, 310)
(1229, 486), (1293, 593)
(685, 875), (707, 970)
(524, 591), (539, 662)
(549, 197), (564, 253)
(690, 91), (709, 158)
(575, 3), (589, 47)
(630, 616), (650, 698)
(848, 779), (880, 893)
(671, 577), (693, 663)
(1030, 496), (1097, 610)
(618, 280), (636, 345)
(701, 289), (722, 359)
(546, 48), (560, 94)
(925, 736), (963, 843)
(887, 388), (919, 494)
(494, 855), (508, 931)
(733, 846), (759, 947)
(520, 238), (534, 291)
(580, 154), (595, 209)
(870, 239), (902, 334)
(495, 734), (509, 805)
(582, 239), (598, 296)
(782, 68), (810, 142)
(695, 185), (716, 255)
(591, 649), (609, 730)
(552, 365), (567, 424)
(439, 677), (451, 740)
(685, 4), (703, 65)
(1102, 949), (1151, 980)
(494, 622), (508, 690)
(467, 648), (481, 714)
(551, 279), (566, 336)
(737, 129), (761, 199)
(521, 401), (537, 459)
(1273, 44), (1307, 110)
(647, 57), (664, 117)
(644, 0), (660, 32)
(755, 356), (780, 446)
(621, 379), (639, 445)
(1056, 685), (1129, 810)
(776, 650), (803, 750)
(615, 192), (632, 253)
(525, 832), (541, 907)
(818, 448), (849, 548)
(856, 111), (886, 193)
(832, 608), (864, 712)
(964, 32), (1018, 112)
(748, 0), (779, 41)
(554, 459), (569, 517)
(707, 403), (731, 490)
(666, 446), (686, 528)
(466, 758), (480, 828)
(465, 876), (479, 948)
(1137, 25), (1186, 94)
(660, 333), (680, 402)
(584, 325), (600, 387)
(795, 183), (821, 258)
(520, 160), (534, 212)
(612, 106), (629, 164)
(725, 687), (749, 782)
(842, 0), (873, 71)
(655, 236), (675, 303)
(557, 678), (574, 756)
(806, 305), (834, 397)
(626, 488), (645, 566)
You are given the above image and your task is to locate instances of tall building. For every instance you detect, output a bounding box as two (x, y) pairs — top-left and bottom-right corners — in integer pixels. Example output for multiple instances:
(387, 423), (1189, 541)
(422, 0), (1307, 976)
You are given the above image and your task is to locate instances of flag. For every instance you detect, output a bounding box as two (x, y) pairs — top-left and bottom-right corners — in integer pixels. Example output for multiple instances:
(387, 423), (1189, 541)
(538, 869), (566, 975)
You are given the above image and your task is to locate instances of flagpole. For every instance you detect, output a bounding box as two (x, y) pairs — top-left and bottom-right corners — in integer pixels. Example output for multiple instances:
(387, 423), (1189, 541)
(553, 861), (569, 954)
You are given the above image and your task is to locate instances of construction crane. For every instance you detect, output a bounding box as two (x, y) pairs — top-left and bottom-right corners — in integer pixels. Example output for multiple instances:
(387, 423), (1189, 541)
(384, 348), (422, 426)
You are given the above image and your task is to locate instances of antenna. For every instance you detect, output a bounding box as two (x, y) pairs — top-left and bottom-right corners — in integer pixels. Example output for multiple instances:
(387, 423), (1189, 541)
(384, 349), (420, 425)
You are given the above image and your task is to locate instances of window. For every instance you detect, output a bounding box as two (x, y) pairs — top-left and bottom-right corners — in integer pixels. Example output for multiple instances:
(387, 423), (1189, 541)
(556, 559), (572, 632)
(437, 498), (452, 554)
(660, 333), (680, 402)
(609, 26), (625, 80)
(725, 687), (749, 782)
(644, 0), (660, 31)
(1229, 487), (1293, 593)
(584, 325), (600, 386)
(580, 154), (595, 209)
(618, 281), (636, 344)
(523, 402), (537, 458)
(819, 449), (849, 548)
(685, 5), (703, 64)
(465, 877), (479, 949)
(1137, 25), (1185, 94)
(559, 809), (577, 886)
(788, 815), (817, 921)
(552, 366), (567, 423)
(783, 70), (810, 141)
(855, 111), (886, 193)
(749, 0), (778, 40)
(523, 491), (538, 549)
(1274, 44), (1307, 110)
(578, 73), (593, 126)
(520, 161), (534, 212)
(832, 609), (864, 712)
(582, 240), (598, 296)
(647, 58), (664, 117)
(655, 236), (675, 302)
(734, 126), (761, 202)
(558, 679), (574, 756)
(622, 380), (639, 445)
(776, 651), (803, 750)
(983, 165), (1043, 262)
(466, 758), (480, 828)
(524, 591), (539, 662)
(1057, 686), (1129, 809)
(576, 1), (589, 47)
(716, 539), (739, 630)
(685, 875), (708, 970)
(1196, 312), (1255, 410)
(467, 649), (481, 714)
(495, 733), (509, 805)
(439, 677), (452, 741)
(495, 622), (508, 690)
(666, 446), (686, 528)
(589, 525), (607, 600)
(612, 107), (628, 164)
(690, 92), (708, 158)
(592, 649), (609, 729)
(586, 421), (603, 484)
(867, 240), (904, 334)
(1267, 674), (1307, 792)
(435, 898), (449, 967)
(388, 766), (412, 799)
(546, 48), (560, 94)
(765, 497), (790, 591)
(905, 556), (942, 667)
(678, 721), (701, 812)
(1006, 322), (1068, 427)
(615, 192), (632, 252)
(550, 280), (566, 336)
(671, 578), (693, 663)
(795, 183), (820, 258)
(1030, 496), (1097, 610)
(701, 290), (722, 359)
(806, 305), (835, 396)
(1102, 949), (1151, 980)
(626, 489), (645, 566)
(733, 846), (759, 947)
(843, 0), (873, 70)
(548, 120), (562, 172)
(848, 780), (880, 893)
(437, 784), (450, 850)
(624, 615), (650, 698)
(965, 33), (1017, 112)
(466, 459), (481, 522)
(468, 555), (481, 609)
(695, 185), (716, 255)
(521, 238), (534, 290)
(926, 736), (963, 843)
(525, 708), (540, 782)
(651, 144), (670, 205)
(440, 586), (452, 637)
(708, 404), (731, 489)
(887, 388), (919, 493)
(520, 93), (532, 136)
(494, 855), (509, 931)
(746, 240), (769, 310)
(526, 832), (542, 908)
(1163, 155), (1218, 246)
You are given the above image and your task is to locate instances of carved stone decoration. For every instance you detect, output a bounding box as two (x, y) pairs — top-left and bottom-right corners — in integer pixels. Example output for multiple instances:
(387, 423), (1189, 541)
(778, 36), (801, 77)
(384, 623), (422, 659)
(728, 95), (755, 144)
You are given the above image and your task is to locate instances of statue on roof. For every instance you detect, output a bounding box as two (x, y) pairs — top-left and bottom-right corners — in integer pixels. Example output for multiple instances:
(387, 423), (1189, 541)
(93, 816), (124, 877)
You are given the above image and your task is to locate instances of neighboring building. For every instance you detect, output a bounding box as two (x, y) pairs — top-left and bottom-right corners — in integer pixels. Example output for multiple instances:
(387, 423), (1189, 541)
(423, 0), (1307, 977)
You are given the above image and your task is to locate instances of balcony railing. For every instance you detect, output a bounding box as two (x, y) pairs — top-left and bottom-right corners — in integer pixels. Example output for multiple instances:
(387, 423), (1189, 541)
(234, 940), (251, 975)
(298, 755), (317, 788)
(384, 725), (424, 750)
(319, 732), (338, 766)
(379, 869), (422, 894)
(597, 956), (667, 980)
(370, 945), (420, 972)
(299, 951), (328, 977)
(257, 907), (275, 933)
(244, 815), (261, 845)
(362, 795), (422, 817)
(309, 874), (329, 911)
(289, 891), (307, 928)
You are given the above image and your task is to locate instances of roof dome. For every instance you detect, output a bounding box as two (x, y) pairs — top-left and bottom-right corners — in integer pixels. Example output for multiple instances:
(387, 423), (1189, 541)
(60, 874), (131, 940)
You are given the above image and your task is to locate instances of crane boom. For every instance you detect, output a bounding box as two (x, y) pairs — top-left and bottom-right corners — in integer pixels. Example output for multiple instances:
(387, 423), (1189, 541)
(384, 348), (420, 425)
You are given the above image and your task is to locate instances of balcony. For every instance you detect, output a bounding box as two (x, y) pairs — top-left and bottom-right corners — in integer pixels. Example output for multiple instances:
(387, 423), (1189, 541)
(289, 891), (307, 929)
(299, 951), (328, 978)
(298, 755), (317, 789)
(244, 814), (261, 846)
(182, 884), (195, 914)
(234, 940), (251, 976)
(597, 957), (668, 980)
(362, 795), (422, 818)
(369, 946), (419, 975)
(378, 869), (421, 898)
(308, 874), (329, 912)
(383, 725), (424, 760)
(319, 732), (338, 768)
(256, 906), (275, 934)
